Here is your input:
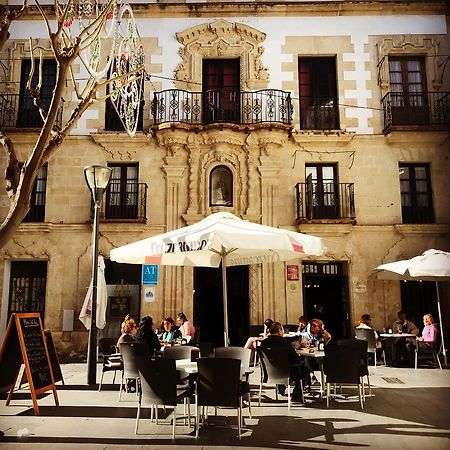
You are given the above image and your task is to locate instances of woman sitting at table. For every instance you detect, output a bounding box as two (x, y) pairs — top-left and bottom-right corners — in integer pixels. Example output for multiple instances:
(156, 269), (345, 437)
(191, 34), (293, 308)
(356, 314), (382, 349)
(244, 318), (273, 364)
(176, 312), (196, 341)
(117, 315), (138, 346)
(160, 317), (182, 346)
(297, 315), (310, 334)
(135, 316), (161, 355)
(417, 313), (438, 348)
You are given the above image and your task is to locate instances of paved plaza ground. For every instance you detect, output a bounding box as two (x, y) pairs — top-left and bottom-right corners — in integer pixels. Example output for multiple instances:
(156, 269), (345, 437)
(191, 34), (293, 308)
(0, 362), (449, 450)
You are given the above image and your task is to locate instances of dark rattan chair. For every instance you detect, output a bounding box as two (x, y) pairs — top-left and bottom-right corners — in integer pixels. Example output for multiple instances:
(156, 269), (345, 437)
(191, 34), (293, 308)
(355, 328), (386, 367)
(118, 342), (149, 401)
(98, 337), (123, 392)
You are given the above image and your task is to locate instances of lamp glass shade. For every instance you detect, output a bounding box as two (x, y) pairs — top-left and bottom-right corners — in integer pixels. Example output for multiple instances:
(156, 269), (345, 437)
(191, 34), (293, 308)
(84, 165), (112, 192)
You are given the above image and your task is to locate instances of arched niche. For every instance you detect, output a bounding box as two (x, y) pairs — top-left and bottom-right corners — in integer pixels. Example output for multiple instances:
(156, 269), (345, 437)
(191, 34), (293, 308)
(209, 165), (233, 207)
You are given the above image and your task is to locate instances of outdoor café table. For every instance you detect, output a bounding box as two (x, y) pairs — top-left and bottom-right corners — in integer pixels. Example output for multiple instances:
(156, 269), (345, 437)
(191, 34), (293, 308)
(175, 358), (198, 374)
(296, 348), (325, 400)
(380, 333), (417, 366)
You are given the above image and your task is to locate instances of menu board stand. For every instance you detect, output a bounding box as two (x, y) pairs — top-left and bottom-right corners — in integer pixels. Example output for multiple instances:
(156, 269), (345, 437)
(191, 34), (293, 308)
(0, 313), (59, 415)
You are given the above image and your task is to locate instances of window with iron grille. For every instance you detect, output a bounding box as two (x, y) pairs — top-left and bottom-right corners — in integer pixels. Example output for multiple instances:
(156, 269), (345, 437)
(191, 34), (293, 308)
(8, 261), (47, 322)
(18, 59), (56, 128)
(22, 163), (47, 223)
(399, 163), (434, 224)
(105, 163), (139, 219)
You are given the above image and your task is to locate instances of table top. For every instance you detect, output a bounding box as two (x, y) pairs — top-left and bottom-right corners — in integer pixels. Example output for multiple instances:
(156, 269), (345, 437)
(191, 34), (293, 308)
(175, 358), (198, 373)
(296, 348), (324, 358)
(380, 333), (417, 338)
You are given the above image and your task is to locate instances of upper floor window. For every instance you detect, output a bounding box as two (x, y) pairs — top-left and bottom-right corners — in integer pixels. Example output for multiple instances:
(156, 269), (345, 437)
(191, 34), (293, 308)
(18, 59), (56, 128)
(202, 59), (240, 124)
(210, 166), (233, 207)
(388, 57), (428, 126)
(22, 163), (47, 223)
(399, 163), (434, 224)
(105, 64), (144, 132)
(105, 164), (139, 219)
(298, 57), (339, 130)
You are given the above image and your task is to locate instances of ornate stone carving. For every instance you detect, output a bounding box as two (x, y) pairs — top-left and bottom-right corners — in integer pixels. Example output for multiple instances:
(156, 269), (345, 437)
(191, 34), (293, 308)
(376, 36), (440, 90)
(174, 20), (269, 91)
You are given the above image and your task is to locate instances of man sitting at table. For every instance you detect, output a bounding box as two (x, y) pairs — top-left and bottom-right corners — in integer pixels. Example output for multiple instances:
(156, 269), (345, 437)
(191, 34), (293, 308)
(392, 310), (419, 366)
(259, 322), (306, 402)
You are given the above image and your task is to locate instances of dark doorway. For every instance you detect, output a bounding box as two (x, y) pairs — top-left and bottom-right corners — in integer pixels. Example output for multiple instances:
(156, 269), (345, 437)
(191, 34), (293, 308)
(194, 266), (249, 348)
(302, 261), (351, 341)
(400, 280), (437, 328)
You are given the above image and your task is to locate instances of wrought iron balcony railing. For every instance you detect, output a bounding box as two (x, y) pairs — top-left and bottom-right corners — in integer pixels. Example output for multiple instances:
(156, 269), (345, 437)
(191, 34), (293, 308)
(91, 182), (148, 222)
(381, 91), (450, 130)
(0, 93), (64, 129)
(295, 182), (355, 222)
(152, 89), (292, 126)
(299, 96), (340, 130)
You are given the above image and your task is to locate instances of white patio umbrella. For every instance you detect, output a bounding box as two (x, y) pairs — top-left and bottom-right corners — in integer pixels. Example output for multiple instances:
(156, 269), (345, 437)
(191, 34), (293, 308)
(110, 212), (324, 345)
(79, 255), (108, 330)
(375, 249), (450, 365)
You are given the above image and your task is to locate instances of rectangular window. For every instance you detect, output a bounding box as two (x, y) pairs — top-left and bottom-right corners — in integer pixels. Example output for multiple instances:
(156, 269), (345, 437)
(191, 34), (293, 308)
(18, 60), (56, 128)
(105, 163), (139, 219)
(8, 261), (47, 322)
(399, 163), (434, 223)
(22, 163), (47, 223)
(202, 59), (240, 123)
(305, 164), (339, 219)
(389, 56), (428, 125)
(298, 57), (339, 130)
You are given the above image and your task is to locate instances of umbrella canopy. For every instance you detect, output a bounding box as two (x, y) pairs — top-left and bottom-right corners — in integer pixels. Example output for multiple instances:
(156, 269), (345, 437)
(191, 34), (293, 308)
(79, 255), (108, 330)
(375, 249), (450, 364)
(110, 212), (324, 345)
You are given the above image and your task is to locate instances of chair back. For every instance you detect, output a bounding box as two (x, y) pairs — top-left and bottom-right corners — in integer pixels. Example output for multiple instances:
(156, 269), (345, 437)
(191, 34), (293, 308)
(324, 344), (360, 384)
(337, 338), (369, 376)
(196, 357), (241, 407)
(137, 357), (177, 406)
(99, 337), (117, 356)
(355, 328), (377, 352)
(257, 346), (290, 384)
(197, 341), (213, 358)
(163, 345), (196, 360)
(283, 324), (298, 333)
(192, 326), (201, 344)
(214, 346), (252, 378)
(119, 342), (149, 379)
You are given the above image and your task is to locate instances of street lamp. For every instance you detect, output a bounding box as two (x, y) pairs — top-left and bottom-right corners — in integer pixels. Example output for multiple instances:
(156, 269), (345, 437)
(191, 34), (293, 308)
(84, 164), (112, 386)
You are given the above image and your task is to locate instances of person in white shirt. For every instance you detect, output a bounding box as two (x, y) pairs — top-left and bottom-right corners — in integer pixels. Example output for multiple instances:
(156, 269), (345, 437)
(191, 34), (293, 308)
(176, 312), (196, 340)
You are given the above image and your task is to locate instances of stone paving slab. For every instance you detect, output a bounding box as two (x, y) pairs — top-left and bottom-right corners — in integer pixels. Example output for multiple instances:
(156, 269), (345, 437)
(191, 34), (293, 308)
(0, 363), (449, 449)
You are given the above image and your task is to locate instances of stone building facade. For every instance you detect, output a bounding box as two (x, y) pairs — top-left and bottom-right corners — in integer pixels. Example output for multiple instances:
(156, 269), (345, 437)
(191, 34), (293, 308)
(0, 1), (449, 360)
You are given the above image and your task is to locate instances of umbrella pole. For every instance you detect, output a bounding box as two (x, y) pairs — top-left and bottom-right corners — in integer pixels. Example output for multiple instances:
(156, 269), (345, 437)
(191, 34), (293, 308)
(435, 281), (447, 365)
(221, 247), (229, 347)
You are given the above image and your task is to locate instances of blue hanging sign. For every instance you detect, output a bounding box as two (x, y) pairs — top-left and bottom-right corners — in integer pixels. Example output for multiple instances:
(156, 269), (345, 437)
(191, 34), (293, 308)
(142, 264), (158, 285)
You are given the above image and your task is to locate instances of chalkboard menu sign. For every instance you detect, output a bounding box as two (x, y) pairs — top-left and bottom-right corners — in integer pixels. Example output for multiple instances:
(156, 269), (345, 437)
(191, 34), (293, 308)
(0, 313), (59, 415)
(44, 330), (64, 384)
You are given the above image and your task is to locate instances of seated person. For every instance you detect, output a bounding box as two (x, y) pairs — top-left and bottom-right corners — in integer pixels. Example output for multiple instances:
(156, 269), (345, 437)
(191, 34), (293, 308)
(259, 322), (305, 401)
(392, 310), (420, 335)
(295, 318), (332, 387)
(417, 313), (438, 349)
(160, 317), (182, 346)
(244, 318), (273, 366)
(117, 315), (138, 346)
(177, 312), (196, 341)
(356, 314), (382, 349)
(297, 318), (332, 348)
(297, 315), (310, 334)
(135, 316), (161, 355)
(392, 310), (419, 366)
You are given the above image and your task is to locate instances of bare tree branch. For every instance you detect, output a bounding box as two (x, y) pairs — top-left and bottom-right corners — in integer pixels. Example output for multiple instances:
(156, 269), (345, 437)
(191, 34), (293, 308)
(0, 132), (20, 199)
(0, 1), (29, 51)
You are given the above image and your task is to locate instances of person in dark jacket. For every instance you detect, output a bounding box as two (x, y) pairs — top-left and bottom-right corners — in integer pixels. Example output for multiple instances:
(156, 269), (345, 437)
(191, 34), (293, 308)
(259, 321), (305, 401)
(135, 316), (161, 355)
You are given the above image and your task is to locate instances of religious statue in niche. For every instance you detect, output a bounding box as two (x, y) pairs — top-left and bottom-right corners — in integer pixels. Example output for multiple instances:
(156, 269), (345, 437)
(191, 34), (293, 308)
(211, 167), (232, 206)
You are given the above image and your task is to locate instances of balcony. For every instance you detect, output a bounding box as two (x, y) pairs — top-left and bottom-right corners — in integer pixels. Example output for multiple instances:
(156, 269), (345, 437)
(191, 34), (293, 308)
(381, 91), (450, 131)
(299, 96), (340, 130)
(295, 182), (355, 223)
(151, 89), (292, 126)
(0, 93), (64, 129)
(91, 182), (148, 222)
